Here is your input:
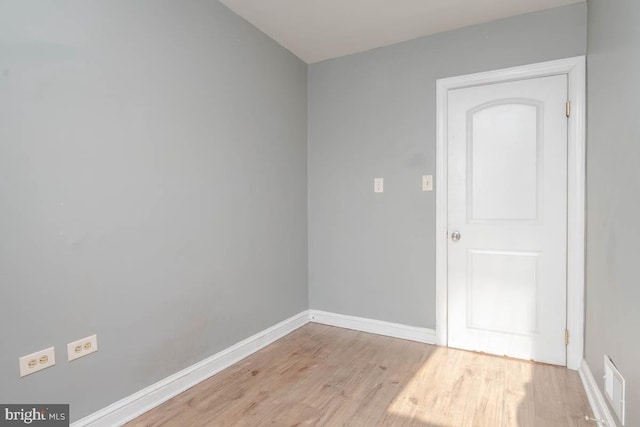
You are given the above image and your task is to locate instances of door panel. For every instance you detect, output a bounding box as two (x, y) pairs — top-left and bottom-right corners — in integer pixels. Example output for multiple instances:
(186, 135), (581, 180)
(469, 102), (540, 222)
(447, 75), (568, 366)
(467, 250), (539, 335)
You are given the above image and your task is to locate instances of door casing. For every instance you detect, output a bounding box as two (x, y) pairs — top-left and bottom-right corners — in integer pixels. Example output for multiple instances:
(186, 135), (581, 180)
(435, 56), (586, 370)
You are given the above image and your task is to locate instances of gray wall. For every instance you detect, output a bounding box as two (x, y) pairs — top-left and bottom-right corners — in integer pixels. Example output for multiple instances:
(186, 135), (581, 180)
(308, 4), (587, 328)
(586, 1), (640, 425)
(0, 0), (307, 421)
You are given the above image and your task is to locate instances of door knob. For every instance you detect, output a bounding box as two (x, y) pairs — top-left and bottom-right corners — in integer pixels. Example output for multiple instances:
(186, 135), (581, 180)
(451, 231), (461, 241)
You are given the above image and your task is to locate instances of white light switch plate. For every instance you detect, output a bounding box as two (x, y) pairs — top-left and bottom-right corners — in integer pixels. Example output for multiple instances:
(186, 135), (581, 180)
(422, 175), (433, 191)
(374, 178), (384, 193)
(19, 347), (56, 377)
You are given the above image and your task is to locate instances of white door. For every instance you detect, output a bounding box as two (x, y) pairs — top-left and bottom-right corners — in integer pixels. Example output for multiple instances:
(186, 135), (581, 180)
(447, 75), (568, 366)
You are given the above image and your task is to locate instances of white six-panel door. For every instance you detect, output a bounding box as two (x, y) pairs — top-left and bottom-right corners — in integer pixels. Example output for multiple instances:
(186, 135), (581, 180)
(447, 75), (568, 365)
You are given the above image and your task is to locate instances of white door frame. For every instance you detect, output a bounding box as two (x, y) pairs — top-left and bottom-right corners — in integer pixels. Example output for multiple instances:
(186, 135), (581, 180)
(435, 56), (586, 370)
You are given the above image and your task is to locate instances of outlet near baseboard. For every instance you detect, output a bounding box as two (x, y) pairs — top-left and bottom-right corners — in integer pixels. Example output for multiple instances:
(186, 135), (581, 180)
(19, 347), (56, 377)
(67, 335), (98, 362)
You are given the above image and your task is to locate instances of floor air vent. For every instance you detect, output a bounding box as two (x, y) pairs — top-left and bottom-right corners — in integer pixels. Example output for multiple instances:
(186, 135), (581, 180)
(603, 355), (625, 425)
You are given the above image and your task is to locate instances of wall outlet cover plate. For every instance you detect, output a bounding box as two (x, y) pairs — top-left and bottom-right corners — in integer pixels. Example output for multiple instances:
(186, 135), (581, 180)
(19, 347), (56, 377)
(67, 335), (98, 362)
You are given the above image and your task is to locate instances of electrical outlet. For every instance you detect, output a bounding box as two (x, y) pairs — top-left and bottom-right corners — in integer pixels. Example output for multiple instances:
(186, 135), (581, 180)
(67, 335), (98, 362)
(19, 347), (56, 377)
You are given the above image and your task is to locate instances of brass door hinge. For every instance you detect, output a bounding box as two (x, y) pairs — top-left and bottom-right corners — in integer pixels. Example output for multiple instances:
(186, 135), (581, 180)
(566, 101), (571, 118)
(565, 329), (570, 346)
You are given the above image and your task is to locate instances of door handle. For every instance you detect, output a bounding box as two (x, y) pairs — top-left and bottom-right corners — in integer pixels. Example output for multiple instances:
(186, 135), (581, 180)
(451, 231), (461, 241)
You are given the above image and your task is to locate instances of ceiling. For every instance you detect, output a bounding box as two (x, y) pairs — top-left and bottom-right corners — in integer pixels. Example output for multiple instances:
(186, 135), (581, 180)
(218, 0), (584, 63)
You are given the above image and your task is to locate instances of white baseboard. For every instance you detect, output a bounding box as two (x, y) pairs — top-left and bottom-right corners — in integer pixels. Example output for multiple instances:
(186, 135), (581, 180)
(309, 310), (436, 344)
(72, 311), (310, 427)
(74, 312), (605, 427)
(578, 359), (617, 427)
(73, 310), (436, 426)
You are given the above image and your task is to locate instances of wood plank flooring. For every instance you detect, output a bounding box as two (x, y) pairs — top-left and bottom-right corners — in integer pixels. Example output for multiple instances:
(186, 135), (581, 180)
(128, 323), (592, 427)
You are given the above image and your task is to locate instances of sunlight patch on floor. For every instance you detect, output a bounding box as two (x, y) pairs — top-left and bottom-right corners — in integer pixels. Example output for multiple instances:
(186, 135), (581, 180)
(386, 346), (533, 426)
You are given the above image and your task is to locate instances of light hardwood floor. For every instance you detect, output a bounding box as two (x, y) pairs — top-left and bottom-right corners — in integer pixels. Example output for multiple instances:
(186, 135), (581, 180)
(128, 323), (592, 427)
